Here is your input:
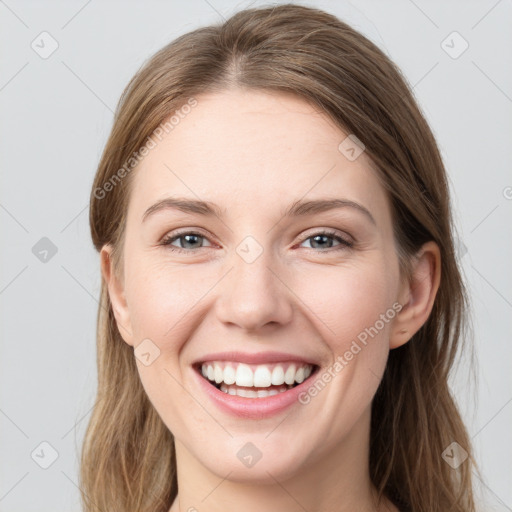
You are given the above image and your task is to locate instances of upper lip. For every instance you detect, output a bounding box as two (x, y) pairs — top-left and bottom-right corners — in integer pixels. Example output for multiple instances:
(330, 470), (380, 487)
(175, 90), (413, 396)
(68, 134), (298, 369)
(193, 351), (319, 366)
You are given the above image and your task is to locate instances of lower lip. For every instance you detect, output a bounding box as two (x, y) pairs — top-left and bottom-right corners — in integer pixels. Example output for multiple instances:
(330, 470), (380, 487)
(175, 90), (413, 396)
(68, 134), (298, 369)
(193, 367), (317, 419)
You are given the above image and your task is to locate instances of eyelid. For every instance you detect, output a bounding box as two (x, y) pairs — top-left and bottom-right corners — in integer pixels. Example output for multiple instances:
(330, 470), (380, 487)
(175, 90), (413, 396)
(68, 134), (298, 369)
(295, 229), (354, 251)
(159, 227), (216, 248)
(297, 226), (354, 245)
(160, 226), (210, 241)
(160, 226), (354, 253)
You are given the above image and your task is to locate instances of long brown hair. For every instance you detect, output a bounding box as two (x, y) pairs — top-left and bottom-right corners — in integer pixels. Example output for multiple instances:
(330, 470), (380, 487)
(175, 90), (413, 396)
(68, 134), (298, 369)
(83, 4), (478, 511)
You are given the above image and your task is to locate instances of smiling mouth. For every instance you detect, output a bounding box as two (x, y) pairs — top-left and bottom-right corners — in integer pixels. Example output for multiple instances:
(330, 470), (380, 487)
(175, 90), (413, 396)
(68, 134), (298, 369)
(195, 361), (318, 398)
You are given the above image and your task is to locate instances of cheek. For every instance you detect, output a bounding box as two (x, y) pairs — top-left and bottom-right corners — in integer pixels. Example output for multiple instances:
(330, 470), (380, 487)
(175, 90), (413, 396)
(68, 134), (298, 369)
(125, 248), (399, 355)
(296, 257), (398, 356)
(125, 258), (207, 344)
(124, 260), (214, 434)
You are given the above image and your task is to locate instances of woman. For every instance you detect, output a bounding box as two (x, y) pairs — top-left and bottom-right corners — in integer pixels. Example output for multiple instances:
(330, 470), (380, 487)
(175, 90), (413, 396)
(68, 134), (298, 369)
(82, 4), (478, 511)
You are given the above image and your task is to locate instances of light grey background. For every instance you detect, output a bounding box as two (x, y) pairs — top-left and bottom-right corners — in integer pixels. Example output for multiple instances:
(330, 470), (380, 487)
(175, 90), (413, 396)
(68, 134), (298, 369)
(1, 1), (511, 510)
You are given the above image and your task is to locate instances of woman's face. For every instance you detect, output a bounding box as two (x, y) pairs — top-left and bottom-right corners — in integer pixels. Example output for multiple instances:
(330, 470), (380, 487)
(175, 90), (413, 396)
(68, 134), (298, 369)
(105, 89), (409, 483)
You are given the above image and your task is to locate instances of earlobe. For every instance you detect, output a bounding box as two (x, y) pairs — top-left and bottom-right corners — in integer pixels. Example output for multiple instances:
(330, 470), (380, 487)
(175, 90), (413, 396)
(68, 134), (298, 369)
(100, 244), (134, 346)
(389, 241), (441, 349)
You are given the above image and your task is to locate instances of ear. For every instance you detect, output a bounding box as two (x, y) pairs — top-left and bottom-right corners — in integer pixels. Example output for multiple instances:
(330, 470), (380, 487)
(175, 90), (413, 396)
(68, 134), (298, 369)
(100, 244), (134, 347)
(389, 241), (441, 349)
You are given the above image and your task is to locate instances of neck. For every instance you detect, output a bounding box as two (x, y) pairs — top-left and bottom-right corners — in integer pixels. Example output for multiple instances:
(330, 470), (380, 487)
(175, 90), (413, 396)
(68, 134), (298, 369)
(169, 406), (398, 512)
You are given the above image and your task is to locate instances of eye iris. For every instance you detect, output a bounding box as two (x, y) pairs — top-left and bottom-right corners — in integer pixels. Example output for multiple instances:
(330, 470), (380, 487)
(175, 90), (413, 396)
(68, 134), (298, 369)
(166, 231), (346, 251)
(310, 234), (334, 249)
(180, 234), (202, 249)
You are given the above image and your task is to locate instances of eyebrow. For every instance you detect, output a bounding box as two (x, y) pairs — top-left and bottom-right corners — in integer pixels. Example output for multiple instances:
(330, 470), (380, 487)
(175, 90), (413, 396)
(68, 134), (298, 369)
(142, 197), (376, 226)
(142, 197), (226, 222)
(284, 198), (376, 225)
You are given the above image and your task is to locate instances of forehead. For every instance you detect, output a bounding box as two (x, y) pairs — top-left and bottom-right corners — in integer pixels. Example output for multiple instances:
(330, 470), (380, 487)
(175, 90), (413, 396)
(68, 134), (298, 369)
(128, 89), (389, 224)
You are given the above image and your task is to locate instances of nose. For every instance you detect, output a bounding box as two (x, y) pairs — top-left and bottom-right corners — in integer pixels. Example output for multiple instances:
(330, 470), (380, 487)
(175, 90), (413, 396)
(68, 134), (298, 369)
(214, 248), (294, 333)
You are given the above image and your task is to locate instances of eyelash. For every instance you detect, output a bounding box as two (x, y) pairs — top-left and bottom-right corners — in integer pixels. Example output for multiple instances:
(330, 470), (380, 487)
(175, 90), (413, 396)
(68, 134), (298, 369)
(159, 229), (354, 254)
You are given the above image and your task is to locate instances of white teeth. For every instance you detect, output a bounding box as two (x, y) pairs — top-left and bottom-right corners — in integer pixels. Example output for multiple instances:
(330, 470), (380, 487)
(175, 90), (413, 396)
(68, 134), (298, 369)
(295, 366), (305, 384)
(284, 364), (296, 385)
(220, 383), (289, 398)
(235, 363), (253, 387)
(214, 363), (223, 384)
(253, 366), (272, 387)
(223, 364), (236, 385)
(271, 365), (285, 385)
(236, 387), (257, 398)
(202, 361), (314, 388)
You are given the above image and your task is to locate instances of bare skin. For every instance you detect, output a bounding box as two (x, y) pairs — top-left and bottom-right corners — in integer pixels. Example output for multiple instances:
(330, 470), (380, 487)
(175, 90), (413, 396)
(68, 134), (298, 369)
(101, 88), (440, 512)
